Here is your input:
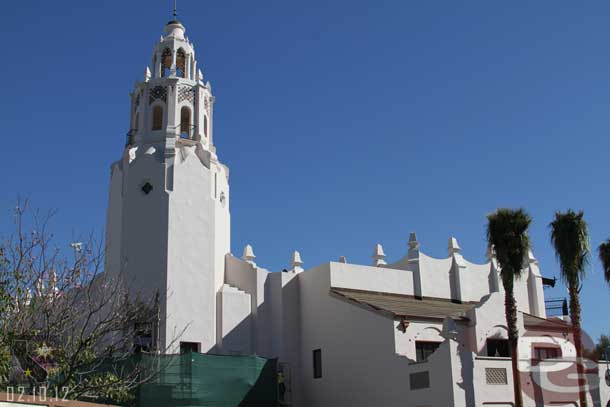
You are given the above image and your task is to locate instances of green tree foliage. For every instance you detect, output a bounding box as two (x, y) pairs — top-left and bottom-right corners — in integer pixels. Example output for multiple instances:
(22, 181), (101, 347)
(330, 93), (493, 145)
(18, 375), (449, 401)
(598, 239), (610, 287)
(584, 335), (610, 362)
(549, 210), (590, 407)
(487, 208), (531, 407)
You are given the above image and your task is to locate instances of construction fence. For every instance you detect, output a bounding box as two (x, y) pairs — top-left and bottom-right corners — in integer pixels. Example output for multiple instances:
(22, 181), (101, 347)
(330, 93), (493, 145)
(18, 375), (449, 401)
(137, 352), (278, 407)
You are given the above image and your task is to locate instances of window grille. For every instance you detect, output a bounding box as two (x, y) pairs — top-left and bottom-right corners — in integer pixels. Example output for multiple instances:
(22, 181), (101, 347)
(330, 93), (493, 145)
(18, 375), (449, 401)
(485, 367), (507, 385)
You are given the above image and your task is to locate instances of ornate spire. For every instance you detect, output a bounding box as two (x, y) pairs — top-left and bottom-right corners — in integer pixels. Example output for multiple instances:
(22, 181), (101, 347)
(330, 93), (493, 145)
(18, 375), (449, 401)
(242, 244), (256, 266)
(127, 19), (214, 149)
(291, 251), (304, 273)
(448, 237), (461, 255)
(372, 243), (387, 267)
(408, 232), (419, 250)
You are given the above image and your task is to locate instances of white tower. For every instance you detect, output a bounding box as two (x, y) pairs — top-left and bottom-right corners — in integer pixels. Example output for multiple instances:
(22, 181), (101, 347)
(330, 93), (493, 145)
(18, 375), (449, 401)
(105, 18), (230, 353)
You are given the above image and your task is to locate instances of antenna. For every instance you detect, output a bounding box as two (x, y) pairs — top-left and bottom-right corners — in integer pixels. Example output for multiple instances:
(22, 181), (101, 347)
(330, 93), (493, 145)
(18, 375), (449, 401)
(173, 0), (177, 19)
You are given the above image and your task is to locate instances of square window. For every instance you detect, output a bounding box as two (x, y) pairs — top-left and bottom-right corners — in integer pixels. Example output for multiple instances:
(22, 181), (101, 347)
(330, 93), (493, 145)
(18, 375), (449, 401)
(180, 341), (200, 354)
(409, 371), (430, 390)
(415, 341), (441, 362)
(487, 339), (510, 357)
(533, 346), (560, 360)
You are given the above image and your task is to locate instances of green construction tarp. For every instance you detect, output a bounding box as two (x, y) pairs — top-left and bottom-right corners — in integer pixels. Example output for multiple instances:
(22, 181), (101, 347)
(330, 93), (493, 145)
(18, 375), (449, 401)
(138, 353), (277, 407)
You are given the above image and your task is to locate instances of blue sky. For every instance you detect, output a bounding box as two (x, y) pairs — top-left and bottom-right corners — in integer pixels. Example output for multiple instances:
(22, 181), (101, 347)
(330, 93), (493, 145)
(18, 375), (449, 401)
(2, 1), (609, 342)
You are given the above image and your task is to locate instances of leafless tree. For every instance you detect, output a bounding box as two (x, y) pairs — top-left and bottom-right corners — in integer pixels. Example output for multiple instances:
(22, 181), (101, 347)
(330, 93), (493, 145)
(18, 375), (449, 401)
(0, 199), (180, 404)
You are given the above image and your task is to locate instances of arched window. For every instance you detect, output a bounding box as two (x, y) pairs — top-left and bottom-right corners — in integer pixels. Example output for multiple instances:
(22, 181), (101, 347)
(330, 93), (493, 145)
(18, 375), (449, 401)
(180, 107), (191, 138)
(152, 55), (157, 77)
(161, 48), (172, 77)
(152, 106), (163, 130)
(176, 48), (186, 78)
(134, 112), (140, 133)
(203, 115), (208, 138)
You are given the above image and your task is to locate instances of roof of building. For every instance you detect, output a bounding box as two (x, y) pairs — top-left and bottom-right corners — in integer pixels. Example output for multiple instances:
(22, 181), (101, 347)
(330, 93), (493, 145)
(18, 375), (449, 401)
(330, 287), (476, 321)
(523, 312), (571, 331)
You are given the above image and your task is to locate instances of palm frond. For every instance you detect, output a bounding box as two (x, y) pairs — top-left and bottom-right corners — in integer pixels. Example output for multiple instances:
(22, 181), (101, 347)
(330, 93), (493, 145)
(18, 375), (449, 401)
(549, 210), (589, 287)
(486, 208), (532, 281)
(598, 239), (610, 286)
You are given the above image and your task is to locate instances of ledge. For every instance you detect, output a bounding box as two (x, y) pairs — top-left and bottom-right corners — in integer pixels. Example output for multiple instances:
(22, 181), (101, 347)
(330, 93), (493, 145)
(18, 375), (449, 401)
(475, 356), (511, 361)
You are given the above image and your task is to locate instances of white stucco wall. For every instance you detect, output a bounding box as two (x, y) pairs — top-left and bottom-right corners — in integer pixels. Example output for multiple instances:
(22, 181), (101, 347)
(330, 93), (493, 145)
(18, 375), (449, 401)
(459, 259), (493, 303)
(417, 254), (453, 299)
(166, 149), (218, 352)
(224, 255), (275, 357)
(382, 240), (545, 319)
(329, 261), (414, 295)
(394, 321), (444, 361)
(598, 365), (610, 407)
(218, 284), (251, 354)
(107, 143), (229, 353)
(298, 263), (414, 407)
(104, 161), (124, 278)
(118, 149), (170, 345)
(296, 264), (478, 406)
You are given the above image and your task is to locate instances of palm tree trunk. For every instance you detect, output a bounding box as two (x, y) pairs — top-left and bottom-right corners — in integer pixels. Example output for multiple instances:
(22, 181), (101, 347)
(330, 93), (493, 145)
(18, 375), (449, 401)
(569, 282), (588, 407)
(505, 280), (523, 407)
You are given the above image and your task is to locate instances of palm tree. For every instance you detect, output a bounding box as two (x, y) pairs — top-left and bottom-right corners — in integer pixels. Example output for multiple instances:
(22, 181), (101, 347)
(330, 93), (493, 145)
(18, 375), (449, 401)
(487, 208), (531, 407)
(598, 239), (610, 287)
(550, 210), (590, 407)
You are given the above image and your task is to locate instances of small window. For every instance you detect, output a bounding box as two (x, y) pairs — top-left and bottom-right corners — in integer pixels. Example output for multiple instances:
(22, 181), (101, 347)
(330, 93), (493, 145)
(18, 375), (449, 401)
(409, 371), (430, 390)
(134, 112), (140, 133)
(204, 115), (208, 138)
(180, 341), (200, 354)
(313, 349), (322, 379)
(161, 48), (172, 77)
(415, 341), (441, 362)
(134, 322), (152, 353)
(533, 346), (560, 360)
(141, 182), (153, 195)
(487, 339), (510, 357)
(180, 106), (191, 138)
(152, 106), (163, 130)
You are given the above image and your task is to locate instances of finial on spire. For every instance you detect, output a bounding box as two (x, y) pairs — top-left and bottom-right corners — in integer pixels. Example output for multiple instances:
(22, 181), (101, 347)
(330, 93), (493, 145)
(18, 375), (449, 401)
(291, 251), (304, 273)
(242, 244), (256, 266)
(408, 232), (419, 250)
(173, 0), (178, 19)
(372, 243), (387, 267)
(448, 236), (461, 255)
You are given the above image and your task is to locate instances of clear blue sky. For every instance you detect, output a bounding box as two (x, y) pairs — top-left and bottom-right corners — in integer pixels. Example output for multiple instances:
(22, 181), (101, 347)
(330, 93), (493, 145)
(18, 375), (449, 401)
(2, 1), (609, 342)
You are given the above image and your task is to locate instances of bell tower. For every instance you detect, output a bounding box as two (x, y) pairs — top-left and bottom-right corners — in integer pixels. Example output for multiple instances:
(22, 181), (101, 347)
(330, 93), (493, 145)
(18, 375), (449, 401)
(105, 18), (230, 353)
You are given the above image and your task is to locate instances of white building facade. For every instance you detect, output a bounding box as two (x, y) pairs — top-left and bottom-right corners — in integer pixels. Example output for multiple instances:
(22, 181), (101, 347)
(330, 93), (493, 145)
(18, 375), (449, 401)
(105, 20), (610, 407)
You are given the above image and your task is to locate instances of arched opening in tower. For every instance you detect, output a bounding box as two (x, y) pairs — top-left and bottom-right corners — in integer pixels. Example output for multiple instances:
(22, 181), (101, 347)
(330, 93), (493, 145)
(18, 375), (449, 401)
(180, 106), (191, 138)
(176, 48), (186, 78)
(161, 48), (172, 77)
